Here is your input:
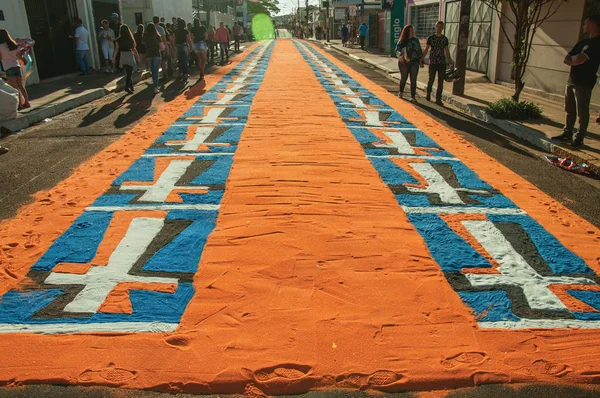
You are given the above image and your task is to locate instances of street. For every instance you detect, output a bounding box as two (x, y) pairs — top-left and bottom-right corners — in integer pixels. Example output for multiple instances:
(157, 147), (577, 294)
(0, 38), (599, 395)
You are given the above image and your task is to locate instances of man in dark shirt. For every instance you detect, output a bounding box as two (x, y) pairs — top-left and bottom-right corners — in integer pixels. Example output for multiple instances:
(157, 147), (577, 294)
(421, 21), (454, 105)
(553, 15), (600, 148)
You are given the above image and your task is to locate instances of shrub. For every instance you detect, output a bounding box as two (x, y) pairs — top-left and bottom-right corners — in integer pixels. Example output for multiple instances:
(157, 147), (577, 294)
(484, 98), (543, 120)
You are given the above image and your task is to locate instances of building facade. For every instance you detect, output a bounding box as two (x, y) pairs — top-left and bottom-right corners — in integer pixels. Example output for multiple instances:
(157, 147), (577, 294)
(407, 0), (600, 105)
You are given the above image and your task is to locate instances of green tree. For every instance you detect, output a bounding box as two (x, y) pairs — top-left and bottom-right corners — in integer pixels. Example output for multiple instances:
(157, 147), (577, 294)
(247, 0), (280, 17)
(482, 0), (567, 102)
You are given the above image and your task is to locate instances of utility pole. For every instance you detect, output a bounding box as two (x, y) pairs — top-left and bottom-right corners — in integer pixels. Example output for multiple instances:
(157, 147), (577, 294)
(306, 0), (309, 35)
(452, 0), (471, 96)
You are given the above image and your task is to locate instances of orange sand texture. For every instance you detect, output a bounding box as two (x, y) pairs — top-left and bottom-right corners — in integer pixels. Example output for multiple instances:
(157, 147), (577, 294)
(0, 40), (599, 394)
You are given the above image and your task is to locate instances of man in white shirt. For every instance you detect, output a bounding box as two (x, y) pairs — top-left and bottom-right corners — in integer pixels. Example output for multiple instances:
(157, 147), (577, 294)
(73, 17), (90, 76)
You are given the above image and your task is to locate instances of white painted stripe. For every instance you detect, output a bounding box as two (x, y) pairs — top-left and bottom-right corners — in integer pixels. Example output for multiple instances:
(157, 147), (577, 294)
(368, 155), (460, 162)
(401, 206), (527, 215)
(121, 185), (210, 192)
(142, 153), (234, 158)
(215, 94), (237, 105)
(180, 127), (214, 151)
(226, 84), (245, 92)
(86, 204), (220, 211)
(0, 322), (178, 334)
(364, 110), (383, 127)
(478, 319), (600, 330)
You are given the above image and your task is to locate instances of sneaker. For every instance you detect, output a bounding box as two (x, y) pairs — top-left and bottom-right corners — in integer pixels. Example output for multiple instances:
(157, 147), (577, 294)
(398, 91), (403, 99)
(552, 133), (573, 142)
(426, 92), (431, 102)
(410, 97), (417, 103)
(570, 140), (583, 148)
(153, 87), (160, 94)
(0, 146), (8, 155)
(436, 100), (444, 106)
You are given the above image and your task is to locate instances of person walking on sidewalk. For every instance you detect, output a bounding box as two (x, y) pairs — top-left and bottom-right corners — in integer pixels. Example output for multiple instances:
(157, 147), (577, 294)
(109, 13), (122, 71)
(191, 19), (208, 80)
(153, 17), (168, 80)
(134, 24), (147, 70)
(73, 18), (90, 76)
(233, 23), (242, 52)
(396, 24), (422, 103)
(174, 19), (193, 80)
(0, 29), (30, 110)
(113, 24), (140, 94)
(98, 20), (115, 73)
(359, 23), (368, 51)
(207, 25), (216, 64)
(144, 23), (162, 93)
(216, 22), (230, 65)
(553, 15), (600, 148)
(340, 24), (349, 47)
(421, 21), (453, 106)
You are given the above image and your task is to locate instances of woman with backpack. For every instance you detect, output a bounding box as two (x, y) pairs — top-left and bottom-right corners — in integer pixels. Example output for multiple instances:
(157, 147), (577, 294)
(113, 24), (141, 94)
(134, 24), (147, 70)
(396, 24), (422, 103)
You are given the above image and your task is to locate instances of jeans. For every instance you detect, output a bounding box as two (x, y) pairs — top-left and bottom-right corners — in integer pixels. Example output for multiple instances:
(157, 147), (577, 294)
(208, 40), (215, 60)
(176, 44), (189, 76)
(219, 43), (229, 63)
(147, 57), (161, 88)
(564, 84), (593, 143)
(427, 63), (446, 101)
(399, 61), (419, 98)
(123, 65), (134, 90)
(234, 36), (240, 51)
(359, 35), (366, 50)
(76, 50), (90, 75)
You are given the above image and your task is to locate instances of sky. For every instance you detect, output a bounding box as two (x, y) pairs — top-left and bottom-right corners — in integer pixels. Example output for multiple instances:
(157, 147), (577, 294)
(275, 0), (323, 16)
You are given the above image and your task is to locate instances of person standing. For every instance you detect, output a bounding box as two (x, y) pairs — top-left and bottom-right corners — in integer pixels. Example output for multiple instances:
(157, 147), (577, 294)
(191, 19), (208, 80)
(144, 23), (162, 93)
(73, 17), (90, 76)
(113, 24), (140, 94)
(98, 20), (115, 73)
(134, 24), (146, 70)
(358, 22), (368, 51)
(109, 13), (122, 71)
(153, 17), (168, 80)
(421, 21), (453, 105)
(340, 24), (349, 47)
(226, 25), (232, 51)
(396, 24), (422, 103)
(553, 15), (600, 148)
(233, 23), (242, 52)
(174, 19), (193, 80)
(0, 29), (30, 110)
(216, 22), (230, 65)
(207, 25), (216, 64)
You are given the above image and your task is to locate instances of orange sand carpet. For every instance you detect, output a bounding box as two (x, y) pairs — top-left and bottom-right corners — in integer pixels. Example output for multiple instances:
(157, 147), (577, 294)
(0, 40), (598, 394)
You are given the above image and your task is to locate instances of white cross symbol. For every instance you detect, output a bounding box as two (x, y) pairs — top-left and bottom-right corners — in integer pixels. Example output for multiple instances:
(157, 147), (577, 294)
(462, 220), (596, 311)
(405, 162), (490, 205)
(44, 218), (179, 313)
(120, 159), (209, 202)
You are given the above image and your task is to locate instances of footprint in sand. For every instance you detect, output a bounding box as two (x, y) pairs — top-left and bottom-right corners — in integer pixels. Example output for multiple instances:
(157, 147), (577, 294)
(533, 359), (572, 377)
(254, 364), (311, 382)
(441, 352), (488, 369)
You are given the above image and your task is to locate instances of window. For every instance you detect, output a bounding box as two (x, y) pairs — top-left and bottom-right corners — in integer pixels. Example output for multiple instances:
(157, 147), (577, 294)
(410, 3), (440, 39)
(135, 12), (143, 26)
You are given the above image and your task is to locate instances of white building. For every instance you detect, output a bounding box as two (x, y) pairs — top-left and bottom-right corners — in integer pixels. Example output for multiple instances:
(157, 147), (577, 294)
(119, 0), (194, 28)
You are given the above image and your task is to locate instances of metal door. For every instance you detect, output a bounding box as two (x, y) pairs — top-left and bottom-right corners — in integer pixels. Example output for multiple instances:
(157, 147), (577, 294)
(25, 0), (79, 79)
(445, 0), (492, 73)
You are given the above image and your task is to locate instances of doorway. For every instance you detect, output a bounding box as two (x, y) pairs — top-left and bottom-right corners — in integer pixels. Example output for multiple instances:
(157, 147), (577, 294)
(24, 0), (79, 79)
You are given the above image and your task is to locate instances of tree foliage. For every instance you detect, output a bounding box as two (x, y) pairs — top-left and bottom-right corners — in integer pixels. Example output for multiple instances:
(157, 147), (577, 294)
(481, 0), (567, 102)
(247, 0), (280, 17)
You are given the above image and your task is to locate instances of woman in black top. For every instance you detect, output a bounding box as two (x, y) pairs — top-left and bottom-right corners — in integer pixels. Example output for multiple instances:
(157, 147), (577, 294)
(174, 19), (193, 80)
(112, 24), (140, 94)
(134, 24), (146, 70)
(190, 19), (208, 80)
(144, 23), (162, 93)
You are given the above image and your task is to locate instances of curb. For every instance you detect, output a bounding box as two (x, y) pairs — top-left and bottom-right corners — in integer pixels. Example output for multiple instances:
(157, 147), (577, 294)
(0, 70), (152, 132)
(322, 41), (600, 176)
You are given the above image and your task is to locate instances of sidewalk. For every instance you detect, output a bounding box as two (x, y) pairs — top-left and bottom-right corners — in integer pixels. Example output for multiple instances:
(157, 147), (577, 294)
(319, 39), (600, 175)
(1, 41), (247, 133)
